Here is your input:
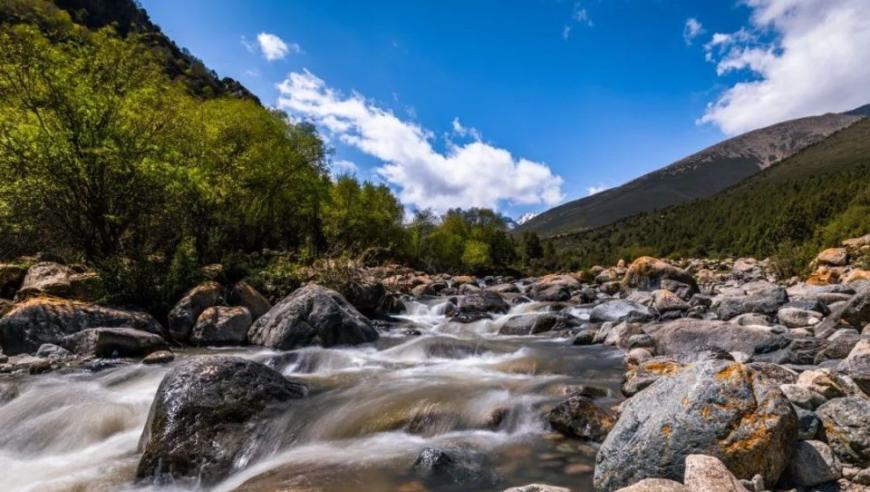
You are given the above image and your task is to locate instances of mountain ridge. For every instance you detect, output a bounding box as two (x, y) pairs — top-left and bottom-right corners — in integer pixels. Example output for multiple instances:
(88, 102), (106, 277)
(519, 107), (868, 237)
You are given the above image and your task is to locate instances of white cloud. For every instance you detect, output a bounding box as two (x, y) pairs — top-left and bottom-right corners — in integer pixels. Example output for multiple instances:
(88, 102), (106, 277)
(451, 118), (481, 141)
(699, 0), (870, 135)
(563, 2), (593, 39)
(683, 18), (704, 45)
(256, 32), (301, 61)
(586, 184), (609, 196)
(276, 70), (565, 214)
(562, 25), (573, 40)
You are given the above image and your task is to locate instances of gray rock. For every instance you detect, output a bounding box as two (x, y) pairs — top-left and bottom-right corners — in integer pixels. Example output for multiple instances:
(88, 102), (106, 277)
(0, 298), (163, 355)
(644, 319), (790, 362)
(653, 289), (690, 312)
(816, 397), (870, 466)
(457, 290), (509, 317)
(713, 287), (789, 320)
(594, 360), (797, 491)
(780, 383), (826, 409)
(839, 338), (870, 394)
(815, 284), (870, 338)
(547, 395), (615, 442)
(142, 350), (175, 364)
(341, 280), (387, 316)
(815, 329), (861, 364)
(498, 312), (579, 336)
(732, 313), (771, 326)
(16, 262), (72, 298)
(190, 306), (251, 346)
(411, 447), (497, 488)
(35, 343), (71, 359)
(591, 300), (653, 323)
(621, 357), (684, 397)
(136, 356), (305, 485)
(777, 307), (823, 328)
(595, 321), (645, 348)
(167, 281), (223, 342)
(227, 281), (271, 320)
(248, 284), (377, 350)
(683, 454), (749, 492)
(795, 406), (821, 441)
(796, 369), (851, 399)
(61, 327), (168, 358)
(782, 440), (842, 487)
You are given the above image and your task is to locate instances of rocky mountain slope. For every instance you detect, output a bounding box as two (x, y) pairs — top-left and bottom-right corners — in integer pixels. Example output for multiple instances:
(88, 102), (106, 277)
(519, 108), (867, 236)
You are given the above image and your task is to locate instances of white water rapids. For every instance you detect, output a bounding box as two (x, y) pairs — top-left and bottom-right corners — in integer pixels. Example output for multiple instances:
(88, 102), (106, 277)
(0, 298), (624, 492)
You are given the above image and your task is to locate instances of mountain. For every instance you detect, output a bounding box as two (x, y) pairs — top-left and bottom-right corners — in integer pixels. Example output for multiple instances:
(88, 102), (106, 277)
(519, 108), (867, 237)
(549, 117), (870, 272)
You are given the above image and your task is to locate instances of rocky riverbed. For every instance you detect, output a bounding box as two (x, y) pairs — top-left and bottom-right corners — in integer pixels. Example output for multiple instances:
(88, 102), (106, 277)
(0, 234), (868, 491)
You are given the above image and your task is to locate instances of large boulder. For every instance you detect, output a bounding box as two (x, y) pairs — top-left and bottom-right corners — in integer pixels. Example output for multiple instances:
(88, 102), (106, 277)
(644, 319), (790, 362)
(591, 300), (653, 323)
(60, 327), (168, 357)
(167, 281), (223, 342)
(817, 248), (849, 267)
(15, 262), (102, 301)
(340, 280), (387, 316)
(814, 284), (870, 338)
(248, 284), (378, 350)
(594, 360), (797, 491)
(190, 306), (251, 346)
(816, 397), (870, 466)
(713, 287), (789, 320)
(622, 257), (698, 295)
(136, 356), (305, 485)
(498, 312), (579, 336)
(528, 274), (580, 302)
(547, 394), (615, 442)
(0, 297), (163, 355)
(227, 281), (271, 320)
(780, 440), (842, 488)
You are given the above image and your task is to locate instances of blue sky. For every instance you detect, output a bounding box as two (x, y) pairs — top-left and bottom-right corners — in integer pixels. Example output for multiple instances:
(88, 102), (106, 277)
(140, 0), (870, 220)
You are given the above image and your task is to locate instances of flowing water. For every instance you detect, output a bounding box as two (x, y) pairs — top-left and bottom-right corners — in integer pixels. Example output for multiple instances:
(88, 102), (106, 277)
(0, 298), (624, 492)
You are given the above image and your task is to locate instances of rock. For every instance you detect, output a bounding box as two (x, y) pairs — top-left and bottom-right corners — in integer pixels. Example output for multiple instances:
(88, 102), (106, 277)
(621, 357), (684, 397)
(817, 248), (849, 267)
(644, 319), (790, 362)
(839, 338), (870, 394)
(595, 321), (645, 348)
(591, 300), (653, 323)
(795, 406), (821, 441)
(142, 350), (175, 364)
(16, 262), (72, 298)
(777, 307), (823, 328)
(683, 454), (749, 492)
(780, 383), (826, 410)
(167, 281), (223, 342)
(653, 289), (690, 312)
(594, 360), (797, 491)
(818, 285), (870, 336)
(457, 290), (509, 316)
(573, 330), (597, 345)
(35, 343), (71, 359)
(817, 397), (870, 466)
(747, 362), (798, 385)
(0, 263), (26, 298)
(341, 280), (387, 316)
(488, 283), (520, 295)
(411, 447), (496, 487)
(61, 327), (168, 358)
(815, 329), (861, 364)
(498, 312), (578, 336)
(529, 274), (580, 302)
(248, 284), (377, 350)
(622, 257), (698, 295)
(713, 287), (789, 320)
(547, 395), (615, 442)
(781, 440), (842, 487)
(628, 333), (654, 349)
(136, 356), (306, 485)
(502, 484), (570, 492)
(853, 467), (870, 485)
(0, 297), (163, 355)
(627, 348), (654, 365)
(796, 369), (851, 399)
(731, 313), (771, 326)
(190, 306), (251, 346)
(614, 478), (689, 492)
(227, 281), (271, 320)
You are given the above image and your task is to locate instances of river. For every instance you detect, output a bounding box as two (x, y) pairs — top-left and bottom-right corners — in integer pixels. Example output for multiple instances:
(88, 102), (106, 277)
(0, 298), (624, 492)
